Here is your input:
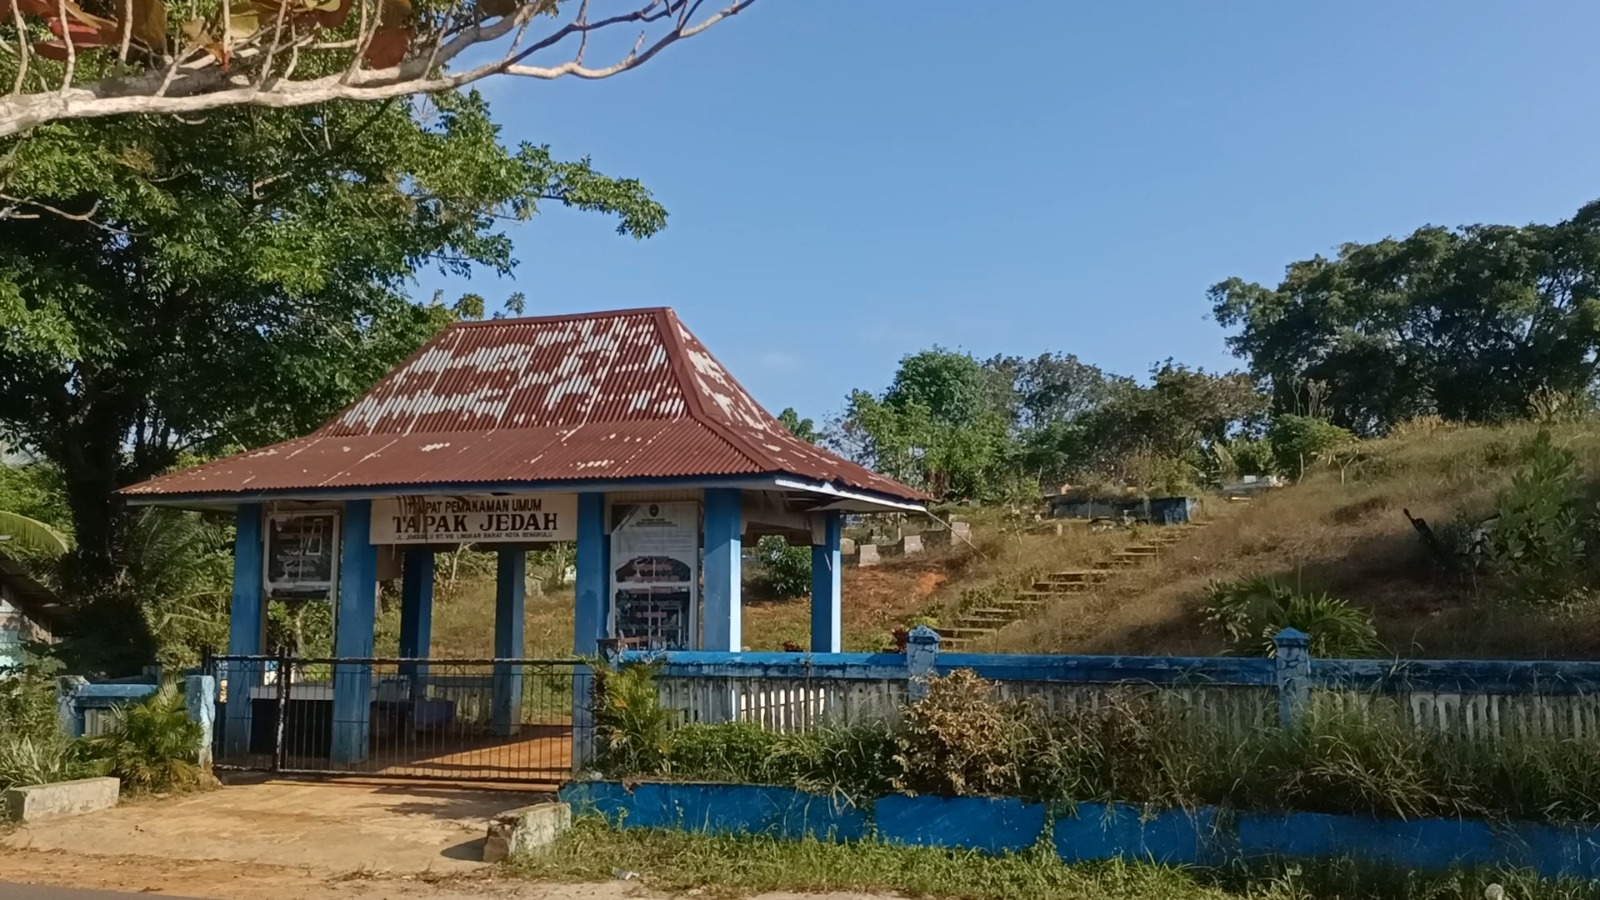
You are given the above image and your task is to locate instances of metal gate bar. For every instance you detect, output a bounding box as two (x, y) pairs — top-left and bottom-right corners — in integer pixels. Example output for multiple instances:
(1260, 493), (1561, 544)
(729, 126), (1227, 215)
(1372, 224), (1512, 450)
(206, 654), (590, 784)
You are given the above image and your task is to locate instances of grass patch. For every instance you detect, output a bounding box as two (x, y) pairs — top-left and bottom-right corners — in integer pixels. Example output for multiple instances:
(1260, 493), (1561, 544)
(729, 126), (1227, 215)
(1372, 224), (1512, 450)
(1010, 421), (1600, 659)
(514, 816), (1600, 900)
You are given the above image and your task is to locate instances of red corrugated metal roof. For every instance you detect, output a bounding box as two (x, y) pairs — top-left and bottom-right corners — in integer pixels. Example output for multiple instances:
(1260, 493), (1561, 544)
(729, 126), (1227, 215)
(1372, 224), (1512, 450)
(123, 308), (927, 503)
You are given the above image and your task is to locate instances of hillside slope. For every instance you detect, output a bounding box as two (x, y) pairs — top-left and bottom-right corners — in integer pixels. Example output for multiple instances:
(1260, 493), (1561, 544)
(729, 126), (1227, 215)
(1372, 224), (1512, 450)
(989, 421), (1600, 660)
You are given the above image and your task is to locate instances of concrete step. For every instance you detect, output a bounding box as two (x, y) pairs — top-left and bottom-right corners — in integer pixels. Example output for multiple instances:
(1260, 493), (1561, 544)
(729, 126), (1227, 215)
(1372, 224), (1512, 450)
(1014, 591), (1090, 603)
(968, 607), (1022, 618)
(936, 626), (998, 639)
(1031, 580), (1090, 593)
(957, 612), (1014, 624)
(955, 620), (1011, 632)
(1044, 570), (1111, 583)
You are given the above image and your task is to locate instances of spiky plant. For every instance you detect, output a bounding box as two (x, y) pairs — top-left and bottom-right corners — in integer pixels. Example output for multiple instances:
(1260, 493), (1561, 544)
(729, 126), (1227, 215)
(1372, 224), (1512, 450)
(88, 684), (202, 794)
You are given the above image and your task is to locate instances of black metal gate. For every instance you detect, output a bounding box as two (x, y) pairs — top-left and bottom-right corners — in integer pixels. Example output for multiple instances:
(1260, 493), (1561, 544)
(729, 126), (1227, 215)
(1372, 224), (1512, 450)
(204, 654), (590, 784)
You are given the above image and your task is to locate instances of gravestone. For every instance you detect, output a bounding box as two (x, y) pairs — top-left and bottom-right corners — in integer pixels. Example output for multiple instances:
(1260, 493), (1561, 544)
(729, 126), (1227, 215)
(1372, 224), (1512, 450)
(857, 543), (881, 567)
(950, 520), (971, 541)
(841, 537), (857, 557)
(901, 534), (924, 556)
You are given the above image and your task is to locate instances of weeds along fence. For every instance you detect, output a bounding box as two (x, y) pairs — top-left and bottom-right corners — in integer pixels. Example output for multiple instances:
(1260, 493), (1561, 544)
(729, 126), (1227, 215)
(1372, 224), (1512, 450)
(613, 626), (1600, 742)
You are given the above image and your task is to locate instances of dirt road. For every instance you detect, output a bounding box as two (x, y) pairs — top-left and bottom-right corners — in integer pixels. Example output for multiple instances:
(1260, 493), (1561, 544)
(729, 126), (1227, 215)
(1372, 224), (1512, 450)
(0, 781), (899, 900)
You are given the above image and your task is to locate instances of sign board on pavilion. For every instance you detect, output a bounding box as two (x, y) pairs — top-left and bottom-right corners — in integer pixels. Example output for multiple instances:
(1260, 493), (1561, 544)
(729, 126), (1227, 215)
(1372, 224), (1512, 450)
(265, 511), (339, 599)
(370, 494), (578, 545)
(609, 502), (699, 650)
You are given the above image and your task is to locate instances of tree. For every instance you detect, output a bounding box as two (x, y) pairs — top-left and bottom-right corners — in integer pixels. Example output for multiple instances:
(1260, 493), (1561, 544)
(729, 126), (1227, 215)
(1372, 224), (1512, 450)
(883, 348), (993, 429)
(1003, 351), (1111, 429)
(776, 407), (817, 444)
(1211, 201), (1600, 434)
(1070, 363), (1265, 475)
(0, 92), (665, 664)
(0, 0), (754, 139)
(830, 351), (1017, 501)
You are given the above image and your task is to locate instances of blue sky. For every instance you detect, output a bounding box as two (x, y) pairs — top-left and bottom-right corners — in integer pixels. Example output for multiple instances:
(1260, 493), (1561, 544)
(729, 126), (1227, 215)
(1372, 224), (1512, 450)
(421, 0), (1600, 427)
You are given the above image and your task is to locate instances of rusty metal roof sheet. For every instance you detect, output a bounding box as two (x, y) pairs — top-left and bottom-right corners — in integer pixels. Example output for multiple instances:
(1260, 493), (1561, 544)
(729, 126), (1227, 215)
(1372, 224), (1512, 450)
(123, 308), (927, 504)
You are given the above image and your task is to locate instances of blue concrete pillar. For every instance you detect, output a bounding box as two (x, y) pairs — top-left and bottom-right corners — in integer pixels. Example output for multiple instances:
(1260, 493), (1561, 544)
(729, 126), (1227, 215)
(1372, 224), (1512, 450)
(185, 674), (217, 771)
(573, 494), (610, 656)
(810, 512), (843, 653)
(572, 493), (608, 770)
(492, 548), (526, 737)
(702, 488), (743, 652)
(331, 500), (377, 765)
(1274, 627), (1311, 729)
(397, 548), (434, 695)
(223, 504), (264, 760)
(906, 624), (940, 703)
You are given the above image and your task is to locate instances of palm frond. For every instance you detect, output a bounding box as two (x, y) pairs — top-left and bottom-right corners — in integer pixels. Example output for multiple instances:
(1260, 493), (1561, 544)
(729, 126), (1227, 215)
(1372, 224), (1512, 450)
(0, 511), (71, 557)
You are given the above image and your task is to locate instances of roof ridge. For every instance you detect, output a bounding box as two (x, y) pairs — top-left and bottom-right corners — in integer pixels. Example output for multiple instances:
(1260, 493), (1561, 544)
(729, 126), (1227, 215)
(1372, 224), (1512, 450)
(450, 306), (673, 328)
(657, 308), (786, 476)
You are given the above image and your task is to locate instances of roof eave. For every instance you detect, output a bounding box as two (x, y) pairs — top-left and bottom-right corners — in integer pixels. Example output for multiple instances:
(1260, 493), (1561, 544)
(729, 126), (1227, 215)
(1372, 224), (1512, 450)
(123, 472), (928, 512)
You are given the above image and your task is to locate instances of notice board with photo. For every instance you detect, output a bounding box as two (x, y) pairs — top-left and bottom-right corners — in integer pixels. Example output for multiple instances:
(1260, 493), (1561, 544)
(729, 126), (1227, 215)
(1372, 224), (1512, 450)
(264, 511), (339, 600)
(609, 502), (699, 650)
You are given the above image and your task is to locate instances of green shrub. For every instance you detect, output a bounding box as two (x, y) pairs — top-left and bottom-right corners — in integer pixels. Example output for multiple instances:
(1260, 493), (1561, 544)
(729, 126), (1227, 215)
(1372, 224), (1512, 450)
(1483, 429), (1591, 603)
(0, 652), (64, 738)
(767, 725), (899, 803)
(87, 684), (202, 794)
(891, 669), (1034, 797)
(1024, 690), (1221, 809)
(0, 652), (99, 791)
(1268, 415), (1356, 479)
(667, 722), (777, 781)
(1219, 437), (1275, 480)
(752, 536), (812, 600)
(1201, 575), (1378, 658)
(592, 661), (672, 776)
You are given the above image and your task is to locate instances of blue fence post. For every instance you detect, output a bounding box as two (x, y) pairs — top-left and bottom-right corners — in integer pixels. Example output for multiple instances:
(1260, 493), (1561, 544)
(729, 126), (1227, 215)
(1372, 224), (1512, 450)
(56, 675), (87, 738)
(1274, 627), (1311, 729)
(185, 674), (217, 771)
(906, 625), (940, 703)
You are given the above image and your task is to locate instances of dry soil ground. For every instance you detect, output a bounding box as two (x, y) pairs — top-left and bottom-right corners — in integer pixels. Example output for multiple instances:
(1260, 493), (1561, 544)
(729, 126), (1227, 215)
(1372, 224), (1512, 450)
(0, 781), (897, 900)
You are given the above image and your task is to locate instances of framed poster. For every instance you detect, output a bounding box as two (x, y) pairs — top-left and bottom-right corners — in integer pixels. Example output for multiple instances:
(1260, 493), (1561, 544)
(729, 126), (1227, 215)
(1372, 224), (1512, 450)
(609, 502), (699, 650)
(264, 511), (340, 600)
(370, 494), (577, 544)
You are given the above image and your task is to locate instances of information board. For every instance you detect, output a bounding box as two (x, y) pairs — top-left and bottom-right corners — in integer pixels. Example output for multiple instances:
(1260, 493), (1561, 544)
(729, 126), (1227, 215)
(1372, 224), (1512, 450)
(609, 502), (699, 650)
(370, 494), (577, 545)
(264, 511), (339, 600)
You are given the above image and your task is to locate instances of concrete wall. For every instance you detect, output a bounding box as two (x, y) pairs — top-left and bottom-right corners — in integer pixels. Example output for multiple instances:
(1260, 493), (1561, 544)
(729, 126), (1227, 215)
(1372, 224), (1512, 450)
(561, 781), (1600, 879)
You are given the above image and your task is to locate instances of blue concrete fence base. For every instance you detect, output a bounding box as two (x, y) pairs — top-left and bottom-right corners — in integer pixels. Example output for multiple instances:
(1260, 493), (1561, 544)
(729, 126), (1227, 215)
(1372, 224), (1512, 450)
(560, 781), (1600, 880)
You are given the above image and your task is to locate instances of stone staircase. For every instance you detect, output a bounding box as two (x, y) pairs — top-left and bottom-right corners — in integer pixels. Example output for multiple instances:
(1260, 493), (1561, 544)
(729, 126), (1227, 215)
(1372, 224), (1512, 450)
(936, 522), (1208, 649)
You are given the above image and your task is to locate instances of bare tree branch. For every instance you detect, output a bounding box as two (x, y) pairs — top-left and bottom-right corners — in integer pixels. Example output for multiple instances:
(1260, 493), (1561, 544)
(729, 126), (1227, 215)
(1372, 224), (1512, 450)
(0, 192), (135, 234)
(9, 0), (29, 96)
(0, 0), (758, 138)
